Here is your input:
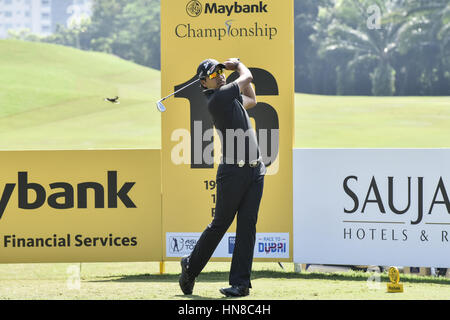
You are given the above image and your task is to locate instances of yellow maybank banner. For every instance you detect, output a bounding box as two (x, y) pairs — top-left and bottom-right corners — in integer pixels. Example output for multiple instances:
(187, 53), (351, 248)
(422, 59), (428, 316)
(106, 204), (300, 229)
(0, 150), (161, 263)
(161, 0), (294, 261)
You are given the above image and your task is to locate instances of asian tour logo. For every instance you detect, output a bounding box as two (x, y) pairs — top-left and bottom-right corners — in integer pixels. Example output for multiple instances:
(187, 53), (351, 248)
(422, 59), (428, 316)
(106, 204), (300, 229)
(167, 234), (198, 256)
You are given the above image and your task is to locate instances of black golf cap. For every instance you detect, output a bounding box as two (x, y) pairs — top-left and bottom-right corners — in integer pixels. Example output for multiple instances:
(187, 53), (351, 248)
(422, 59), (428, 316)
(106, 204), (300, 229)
(197, 59), (225, 80)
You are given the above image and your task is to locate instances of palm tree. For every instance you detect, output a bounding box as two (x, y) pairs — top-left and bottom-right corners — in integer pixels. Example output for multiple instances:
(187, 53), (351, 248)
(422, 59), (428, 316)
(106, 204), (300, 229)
(393, 0), (450, 95)
(319, 0), (443, 96)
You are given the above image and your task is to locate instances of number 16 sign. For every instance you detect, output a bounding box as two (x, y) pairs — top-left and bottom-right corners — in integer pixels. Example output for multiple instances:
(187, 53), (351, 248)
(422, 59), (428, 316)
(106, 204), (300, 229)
(160, 0), (294, 262)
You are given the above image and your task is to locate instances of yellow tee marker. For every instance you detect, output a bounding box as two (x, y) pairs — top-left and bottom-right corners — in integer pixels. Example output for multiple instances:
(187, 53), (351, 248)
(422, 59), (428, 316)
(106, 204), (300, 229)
(387, 267), (404, 293)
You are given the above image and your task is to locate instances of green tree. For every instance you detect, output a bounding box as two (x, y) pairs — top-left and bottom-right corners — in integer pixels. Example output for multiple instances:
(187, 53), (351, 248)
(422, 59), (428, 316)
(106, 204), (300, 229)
(315, 0), (449, 96)
(294, 0), (335, 93)
(318, 0), (414, 95)
(40, 0), (161, 70)
(88, 0), (160, 69)
(393, 0), (450, 95)
(43, 20), (91, 50)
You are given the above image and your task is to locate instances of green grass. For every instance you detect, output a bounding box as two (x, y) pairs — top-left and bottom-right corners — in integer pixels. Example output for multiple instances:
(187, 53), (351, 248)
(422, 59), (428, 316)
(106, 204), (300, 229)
(1, 40), (449, 300)
(1, 40), (449, 150)
(0, 262), (448, 300)
(295, 94), (450, 148)
(0, 39), (161, 149)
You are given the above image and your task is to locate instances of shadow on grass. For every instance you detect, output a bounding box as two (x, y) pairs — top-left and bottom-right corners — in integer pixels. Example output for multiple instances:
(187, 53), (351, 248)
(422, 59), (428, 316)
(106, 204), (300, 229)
(171, 294), (243, 301)
(87, 270), (450, 286)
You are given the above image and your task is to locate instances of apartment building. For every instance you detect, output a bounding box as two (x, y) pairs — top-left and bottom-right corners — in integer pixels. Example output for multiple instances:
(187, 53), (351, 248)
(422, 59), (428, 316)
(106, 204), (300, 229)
(0, 0), (92, 38)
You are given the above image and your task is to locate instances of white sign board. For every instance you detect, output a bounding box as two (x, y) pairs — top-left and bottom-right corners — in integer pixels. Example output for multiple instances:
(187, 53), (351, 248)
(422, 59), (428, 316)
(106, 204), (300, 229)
(166, 232), (289, 259)
(293, 149), (450, 267)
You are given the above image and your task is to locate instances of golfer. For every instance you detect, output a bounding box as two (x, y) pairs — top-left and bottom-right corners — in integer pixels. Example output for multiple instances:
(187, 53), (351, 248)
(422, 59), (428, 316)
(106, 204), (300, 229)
(179, 58), (266, 297)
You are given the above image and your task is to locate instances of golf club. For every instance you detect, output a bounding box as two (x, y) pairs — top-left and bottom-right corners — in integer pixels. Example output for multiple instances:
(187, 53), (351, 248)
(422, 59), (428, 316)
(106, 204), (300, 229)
(156, 78), (200, 112)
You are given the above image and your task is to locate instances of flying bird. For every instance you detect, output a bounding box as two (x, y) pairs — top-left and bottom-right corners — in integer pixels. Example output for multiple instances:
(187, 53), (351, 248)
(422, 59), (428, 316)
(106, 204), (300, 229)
(104, 96), (120, 104)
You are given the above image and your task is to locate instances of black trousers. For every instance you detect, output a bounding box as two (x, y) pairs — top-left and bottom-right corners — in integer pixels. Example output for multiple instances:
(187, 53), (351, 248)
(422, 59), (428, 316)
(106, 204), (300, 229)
(187, 161), (265, 288)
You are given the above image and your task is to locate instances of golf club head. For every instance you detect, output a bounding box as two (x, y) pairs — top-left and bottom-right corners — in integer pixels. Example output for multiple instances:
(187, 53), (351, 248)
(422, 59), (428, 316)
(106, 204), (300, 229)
(156, 78), (200, 112)
(156, 100), (166, 112)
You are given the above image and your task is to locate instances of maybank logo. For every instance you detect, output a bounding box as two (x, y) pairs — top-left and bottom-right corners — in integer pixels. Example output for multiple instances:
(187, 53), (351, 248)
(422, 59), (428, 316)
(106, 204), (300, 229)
(0, 171), (136, 220)
(186, 0), (202, 17)
(186, 1), (269, 17)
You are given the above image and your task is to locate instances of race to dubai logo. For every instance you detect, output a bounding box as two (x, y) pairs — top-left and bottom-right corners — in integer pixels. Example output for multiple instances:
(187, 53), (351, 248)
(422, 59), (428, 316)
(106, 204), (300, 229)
(186, 0), (202, 17)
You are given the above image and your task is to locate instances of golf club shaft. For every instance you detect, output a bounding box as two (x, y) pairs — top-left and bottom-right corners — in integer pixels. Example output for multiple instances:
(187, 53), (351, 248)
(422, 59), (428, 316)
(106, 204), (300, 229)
(161, 78), (200, 101)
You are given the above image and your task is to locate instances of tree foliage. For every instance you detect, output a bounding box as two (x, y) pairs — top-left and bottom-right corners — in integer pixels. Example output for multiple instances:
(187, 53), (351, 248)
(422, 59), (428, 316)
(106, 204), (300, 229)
(300, 0), (449, 95)
(34, 0), (448, 96)
(40, 0), (160, 70)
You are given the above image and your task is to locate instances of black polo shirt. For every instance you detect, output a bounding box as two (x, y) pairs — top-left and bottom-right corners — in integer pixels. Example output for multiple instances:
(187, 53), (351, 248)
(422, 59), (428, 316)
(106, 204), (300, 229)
(205, 82), (260, 164)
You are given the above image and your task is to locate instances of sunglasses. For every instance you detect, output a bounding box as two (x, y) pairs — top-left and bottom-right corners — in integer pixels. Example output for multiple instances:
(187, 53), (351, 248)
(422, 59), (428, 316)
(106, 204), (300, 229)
(207, 68), (224, 79)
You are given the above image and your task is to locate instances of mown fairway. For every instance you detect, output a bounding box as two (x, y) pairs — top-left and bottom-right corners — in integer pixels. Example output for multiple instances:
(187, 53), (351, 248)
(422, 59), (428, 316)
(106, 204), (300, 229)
(1, 40), (449, 150)
(0, 40), (449, 300)
(0, 40), (161, 149)
(295, 94), (450, 148)
(0, 262), (449, 300)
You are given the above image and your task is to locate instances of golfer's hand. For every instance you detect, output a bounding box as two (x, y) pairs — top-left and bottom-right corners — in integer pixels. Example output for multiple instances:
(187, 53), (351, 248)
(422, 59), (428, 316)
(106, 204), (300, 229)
(223, 58), (240, 70)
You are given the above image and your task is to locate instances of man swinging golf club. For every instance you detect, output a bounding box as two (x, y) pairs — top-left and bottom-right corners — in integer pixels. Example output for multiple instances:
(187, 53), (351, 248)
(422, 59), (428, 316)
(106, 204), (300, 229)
(179, 58), (266, 297)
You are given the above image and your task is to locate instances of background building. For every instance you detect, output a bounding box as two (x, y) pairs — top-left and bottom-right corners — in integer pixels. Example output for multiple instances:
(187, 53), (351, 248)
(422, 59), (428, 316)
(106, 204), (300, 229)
(0, 0), (92, 38)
